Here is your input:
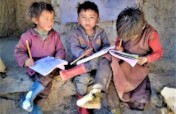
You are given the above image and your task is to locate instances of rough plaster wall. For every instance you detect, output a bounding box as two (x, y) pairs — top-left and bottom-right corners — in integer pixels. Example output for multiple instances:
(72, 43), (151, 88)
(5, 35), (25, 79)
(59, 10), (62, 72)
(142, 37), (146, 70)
(143, 0), (176, 63)
(15, 0), (51, 34)
(0, 0), (51, 37)
(1, 0), (176, 63)
(52, 0), (117, 61)
(0, 0), (17, 37)
(53, 0), (176, 63)
(0, 1), (176, 114)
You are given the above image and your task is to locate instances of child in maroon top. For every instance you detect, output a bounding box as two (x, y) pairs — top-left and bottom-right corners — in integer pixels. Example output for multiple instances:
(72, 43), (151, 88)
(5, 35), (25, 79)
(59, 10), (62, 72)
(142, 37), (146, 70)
(14, 2), (65, 113)
(111, 7), (163, 110)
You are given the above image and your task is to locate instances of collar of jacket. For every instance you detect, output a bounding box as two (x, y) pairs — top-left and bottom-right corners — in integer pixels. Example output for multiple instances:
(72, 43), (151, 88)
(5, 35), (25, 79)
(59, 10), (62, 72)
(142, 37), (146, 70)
(29, 28), (55, 38)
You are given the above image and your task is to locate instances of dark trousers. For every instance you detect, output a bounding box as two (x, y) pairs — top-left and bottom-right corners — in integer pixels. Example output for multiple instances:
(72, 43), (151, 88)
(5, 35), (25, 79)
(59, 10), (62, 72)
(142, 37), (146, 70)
(74, 57), (112, 95)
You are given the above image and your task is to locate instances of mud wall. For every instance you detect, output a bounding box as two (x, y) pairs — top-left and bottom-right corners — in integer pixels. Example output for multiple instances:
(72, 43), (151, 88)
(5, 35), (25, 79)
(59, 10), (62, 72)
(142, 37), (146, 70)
(0, 0), (17, 37)
(0, 0), (175, 62)
(143, 0), (176, 63)
(0, 0), (50, 37)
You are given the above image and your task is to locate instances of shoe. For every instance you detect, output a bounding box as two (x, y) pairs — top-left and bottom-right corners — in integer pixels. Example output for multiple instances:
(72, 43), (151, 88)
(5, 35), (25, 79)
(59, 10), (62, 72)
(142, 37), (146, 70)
(20, 93), (33, 112)
(77, 94), (90, 114)
(20, 81), (45, 112)
(79, 107), (90, 114)
(77, 89), (101, 109)
(30, 103), (43, 114)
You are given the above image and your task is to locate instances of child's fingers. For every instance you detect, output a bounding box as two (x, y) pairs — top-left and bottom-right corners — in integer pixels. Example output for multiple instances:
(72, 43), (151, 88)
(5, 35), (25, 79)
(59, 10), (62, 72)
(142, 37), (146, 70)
(137, 57), (148, 65)
(116, 46), (123, 52)
(30, 59), (34, 66)
(25, 58), (34, 67)
(87, 50), (92, 54)
(84, 49), (93, 56)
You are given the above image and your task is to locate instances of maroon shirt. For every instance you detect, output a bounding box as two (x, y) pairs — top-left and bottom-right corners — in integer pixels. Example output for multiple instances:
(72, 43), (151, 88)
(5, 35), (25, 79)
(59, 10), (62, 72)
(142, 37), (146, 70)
(15, 28), (65, 67)
(115, 26), (163, 63)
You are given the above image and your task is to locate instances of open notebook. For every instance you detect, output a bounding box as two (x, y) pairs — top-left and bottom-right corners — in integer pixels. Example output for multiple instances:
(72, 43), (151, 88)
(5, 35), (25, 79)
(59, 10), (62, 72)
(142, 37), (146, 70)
(76, 46), (139, 67)
(30, 56), (68, 76)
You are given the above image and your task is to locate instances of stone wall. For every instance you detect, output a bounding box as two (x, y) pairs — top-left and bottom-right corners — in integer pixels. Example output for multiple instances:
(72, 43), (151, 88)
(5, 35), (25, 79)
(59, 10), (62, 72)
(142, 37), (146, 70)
(1, 0), (176, 63)
(51, 0), (176, 63)
(143, 0), (176, 63)
(0, 0), (17, 37)
(1, 0), (176, 114)
(0, 0), (50, 37)
(15, 0), (51, 34)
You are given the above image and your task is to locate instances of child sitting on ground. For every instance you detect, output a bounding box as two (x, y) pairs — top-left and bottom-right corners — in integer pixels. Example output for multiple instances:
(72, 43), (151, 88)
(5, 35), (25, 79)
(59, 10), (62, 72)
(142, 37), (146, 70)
(111, 7), (164, 110)
(14, 2), (65, 113)
(59, 1), (112, 113)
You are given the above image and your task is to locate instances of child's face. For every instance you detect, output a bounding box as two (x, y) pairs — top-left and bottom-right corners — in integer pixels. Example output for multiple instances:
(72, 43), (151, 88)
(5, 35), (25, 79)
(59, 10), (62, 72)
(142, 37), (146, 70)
(32, 10), (55, 32)
(78, 9), (99, 33)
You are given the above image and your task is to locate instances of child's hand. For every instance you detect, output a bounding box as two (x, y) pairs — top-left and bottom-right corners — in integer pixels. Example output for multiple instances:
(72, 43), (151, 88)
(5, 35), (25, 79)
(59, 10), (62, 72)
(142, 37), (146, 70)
(55, 57), (60, 59)
(84, 49), (93, 57)
(116, 39), (123, 51)
(137, 57), (148, 65)
(25, 58), (34, 67)
(116, 46), (124, 52)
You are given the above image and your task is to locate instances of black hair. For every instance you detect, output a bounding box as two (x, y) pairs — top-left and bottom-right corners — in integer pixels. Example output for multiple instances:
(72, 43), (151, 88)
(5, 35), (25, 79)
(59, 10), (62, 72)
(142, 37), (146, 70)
(29, 1), (55, 18)
(116, 7), (146, 40)
(77, 1), (99, 16)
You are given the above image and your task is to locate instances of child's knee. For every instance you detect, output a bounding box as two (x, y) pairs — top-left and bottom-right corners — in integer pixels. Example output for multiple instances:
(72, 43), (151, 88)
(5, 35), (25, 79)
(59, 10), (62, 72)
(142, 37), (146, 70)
(74, 74), (90, 85)
(75, 83), (88, 95)
(74, 74), (92, 95)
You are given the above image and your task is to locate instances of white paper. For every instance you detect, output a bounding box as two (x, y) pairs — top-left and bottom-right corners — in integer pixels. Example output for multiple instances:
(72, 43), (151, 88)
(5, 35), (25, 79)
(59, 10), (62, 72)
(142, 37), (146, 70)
(76, 46), (139, 67)
(109, 50), (139, 67)
(76, 45), (115, 65)
(30, 56), (68, 76)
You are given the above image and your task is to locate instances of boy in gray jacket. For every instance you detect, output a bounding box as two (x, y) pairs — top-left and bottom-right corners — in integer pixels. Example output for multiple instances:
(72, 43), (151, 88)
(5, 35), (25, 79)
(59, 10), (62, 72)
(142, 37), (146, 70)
(60, 1), (112, 110)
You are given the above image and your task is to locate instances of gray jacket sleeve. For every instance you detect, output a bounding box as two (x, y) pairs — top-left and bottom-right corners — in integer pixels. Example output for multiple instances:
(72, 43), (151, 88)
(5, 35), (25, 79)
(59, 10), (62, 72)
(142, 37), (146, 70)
(71, 34), (85, 58)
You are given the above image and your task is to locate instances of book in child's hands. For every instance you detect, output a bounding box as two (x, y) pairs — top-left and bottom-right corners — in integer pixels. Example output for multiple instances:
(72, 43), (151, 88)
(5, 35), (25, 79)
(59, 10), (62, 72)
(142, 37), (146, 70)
(76, 45), (115, 65)
(29, 56), (68, 76)
(109, 50), (139, 67)
(76, 46), (139, 67)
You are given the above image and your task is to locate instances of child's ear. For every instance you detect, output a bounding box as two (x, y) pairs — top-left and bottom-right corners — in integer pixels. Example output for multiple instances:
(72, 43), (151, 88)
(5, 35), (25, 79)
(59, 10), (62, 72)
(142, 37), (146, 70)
(32, 17), (38, 24)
